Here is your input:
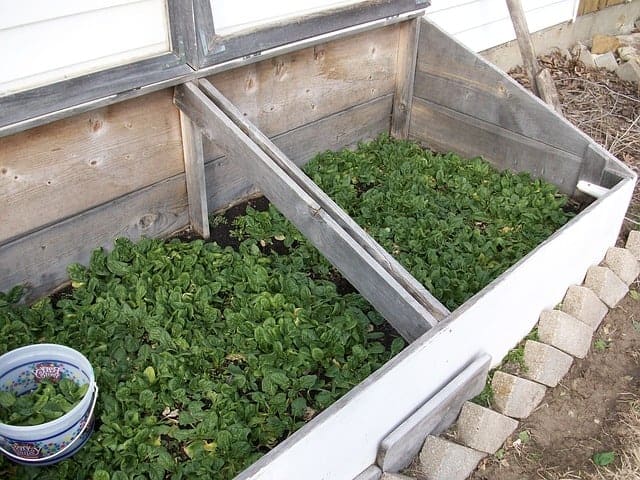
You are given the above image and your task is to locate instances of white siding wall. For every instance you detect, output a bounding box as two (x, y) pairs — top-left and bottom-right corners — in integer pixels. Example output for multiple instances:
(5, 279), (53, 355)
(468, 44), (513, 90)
(425, 0), (579, 52)
(0, 0), (170, 96)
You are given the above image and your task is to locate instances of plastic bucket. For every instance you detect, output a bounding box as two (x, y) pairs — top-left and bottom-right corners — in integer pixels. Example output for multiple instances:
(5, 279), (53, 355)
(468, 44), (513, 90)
(0, 344), (98, 466)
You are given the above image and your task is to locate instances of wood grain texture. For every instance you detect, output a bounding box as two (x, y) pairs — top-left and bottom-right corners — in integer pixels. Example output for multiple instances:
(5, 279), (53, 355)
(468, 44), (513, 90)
(175, 82), (436, 341)
(207, 23), (400, 138)
(505, 0), (540, 96)
(409, 97), (582, 194)
(377, 354), (491, 473)
(414, 20), (589, 157)
(198, 78), (448, 320)
(0, 174), (189, 302)
(390, 18), (420, 139)
(0, 54), (190, 133)
(179, 109), (210, 238)
(203, 95), (393, 213)
(0, 89), (184, 245)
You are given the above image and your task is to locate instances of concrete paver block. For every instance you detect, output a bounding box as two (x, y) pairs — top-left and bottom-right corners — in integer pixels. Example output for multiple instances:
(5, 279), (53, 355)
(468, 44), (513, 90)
(604, 247), (640, 285)
(522, 340), (573, 387)
(594, 52), (618, 71)
(584, 265), (629, 308)
(491, 371), (546, 419)
(538, 310), (593, 358)
(616, 59), (640, 83)
(456, 401), (518, 454)
(415, 436), (485, 480)
(561, 285), (608, 331)
(626, 230), (640, 261)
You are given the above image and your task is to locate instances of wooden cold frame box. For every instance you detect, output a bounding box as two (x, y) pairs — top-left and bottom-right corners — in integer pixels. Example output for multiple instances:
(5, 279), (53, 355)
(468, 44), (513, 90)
(0, 13), (635, 480)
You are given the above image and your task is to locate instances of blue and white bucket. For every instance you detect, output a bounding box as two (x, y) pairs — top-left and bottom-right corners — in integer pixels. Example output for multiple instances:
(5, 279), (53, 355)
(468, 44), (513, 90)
(0, 344), (98, 466)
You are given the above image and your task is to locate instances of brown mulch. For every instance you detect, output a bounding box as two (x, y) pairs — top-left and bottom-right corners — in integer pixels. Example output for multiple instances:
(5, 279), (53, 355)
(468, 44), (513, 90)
(510, 50), (640, 181)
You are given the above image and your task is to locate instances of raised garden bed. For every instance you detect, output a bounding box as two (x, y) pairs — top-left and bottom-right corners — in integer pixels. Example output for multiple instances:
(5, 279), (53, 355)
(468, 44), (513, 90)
(0, 12), (636, 480)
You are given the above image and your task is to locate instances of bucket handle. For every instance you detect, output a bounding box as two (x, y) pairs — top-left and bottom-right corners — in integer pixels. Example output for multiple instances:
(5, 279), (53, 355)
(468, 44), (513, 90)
(0, 382), (98, 464)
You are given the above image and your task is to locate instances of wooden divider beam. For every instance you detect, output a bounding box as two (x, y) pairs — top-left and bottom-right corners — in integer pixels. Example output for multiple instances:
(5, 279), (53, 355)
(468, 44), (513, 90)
(197, 78), (449, 321)
(174, 82), (438, 341)
(179, 110), (210, 238)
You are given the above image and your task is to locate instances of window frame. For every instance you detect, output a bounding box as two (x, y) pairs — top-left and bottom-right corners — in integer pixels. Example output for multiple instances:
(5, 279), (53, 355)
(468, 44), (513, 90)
(0, 1), (196, 137)
(0, 0), (430, 138)
(192, 0), (428, 66)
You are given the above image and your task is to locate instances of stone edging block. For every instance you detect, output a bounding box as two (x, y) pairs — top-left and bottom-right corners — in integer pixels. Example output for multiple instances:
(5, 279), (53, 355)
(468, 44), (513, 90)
(456, 401), (518, 454)
(538, 310), (592, 358)
(584, 265), (628, 308)
(491, 371), (546, 419)
(561, 285), (608, 331)
(522, 340), (573, 387)
(604, 247), (640, 285)
(415, 436), (486, 480)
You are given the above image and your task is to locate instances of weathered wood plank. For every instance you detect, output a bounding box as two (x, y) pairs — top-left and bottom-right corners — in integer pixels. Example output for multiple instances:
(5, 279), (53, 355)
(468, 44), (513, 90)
(390, 18), (420, 139)
(197, 0), (426, 66)
(0, 175), (189, 302)
(377, 354), (491, 473)
(409, 97), (582, 195)
(198, 78), (448, 320)
(208, 23), (400, 138)
(179, 110), (210, 238)
(505, 0), (541, 96)
(175, 82), (436, 341)
(0, 89), (184, 245)
(414, 19), (588, 157)
(0, 54), (190, 134)
(203, 94), (393, 213)
(536, 68), (564, 116)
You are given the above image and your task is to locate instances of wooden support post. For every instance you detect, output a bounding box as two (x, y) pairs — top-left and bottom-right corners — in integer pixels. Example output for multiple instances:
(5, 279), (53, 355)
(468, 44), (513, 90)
(179, 107), (210, 239)
(505, 0), (540, 96)
(174, 82), (440, 341)
(391, 18), (420, 139)
(197, 78), (449, 321)
(506, 0), (563, 115)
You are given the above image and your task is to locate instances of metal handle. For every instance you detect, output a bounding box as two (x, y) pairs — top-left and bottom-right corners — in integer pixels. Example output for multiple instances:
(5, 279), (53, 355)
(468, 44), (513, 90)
(0, 382), (98, 464)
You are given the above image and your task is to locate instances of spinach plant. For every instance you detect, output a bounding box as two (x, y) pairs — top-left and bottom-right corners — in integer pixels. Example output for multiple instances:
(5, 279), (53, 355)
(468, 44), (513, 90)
(0, 235), (402, 480)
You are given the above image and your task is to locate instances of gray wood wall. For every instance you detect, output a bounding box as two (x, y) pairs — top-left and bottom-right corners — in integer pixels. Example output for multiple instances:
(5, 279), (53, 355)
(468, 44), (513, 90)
(0, 23), (402, 300)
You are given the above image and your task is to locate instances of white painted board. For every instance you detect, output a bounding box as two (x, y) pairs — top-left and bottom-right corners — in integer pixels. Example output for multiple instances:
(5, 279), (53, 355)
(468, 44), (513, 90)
(0, 0), (170, 96)
(425, 0), (579, 52)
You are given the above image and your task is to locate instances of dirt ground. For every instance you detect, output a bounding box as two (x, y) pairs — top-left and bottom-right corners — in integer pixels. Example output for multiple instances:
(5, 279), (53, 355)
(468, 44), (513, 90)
(470, 293), (640, 480)
(469, 50), (640, 480)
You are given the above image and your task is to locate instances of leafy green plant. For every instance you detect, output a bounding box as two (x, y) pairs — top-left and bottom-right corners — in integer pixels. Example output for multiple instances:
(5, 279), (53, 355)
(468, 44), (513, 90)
(594, 338), (610, 352)
(593, 451), (616, 466)
(0, 379), (88, 426)
(0, 236), (403, 479)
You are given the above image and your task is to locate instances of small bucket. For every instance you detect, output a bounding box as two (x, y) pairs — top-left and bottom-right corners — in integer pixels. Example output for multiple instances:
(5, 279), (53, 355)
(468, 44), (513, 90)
(0, 344), (98, 466)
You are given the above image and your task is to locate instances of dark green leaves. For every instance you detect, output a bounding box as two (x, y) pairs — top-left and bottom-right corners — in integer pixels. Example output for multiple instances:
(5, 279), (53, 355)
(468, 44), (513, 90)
(303, 134), (574, 310)
(1, 231), (401, 479)
(0, 379), (86, 426)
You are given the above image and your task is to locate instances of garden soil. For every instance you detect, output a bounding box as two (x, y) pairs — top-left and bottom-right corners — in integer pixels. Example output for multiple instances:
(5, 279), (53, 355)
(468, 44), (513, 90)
(470, 50), (640, 480)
